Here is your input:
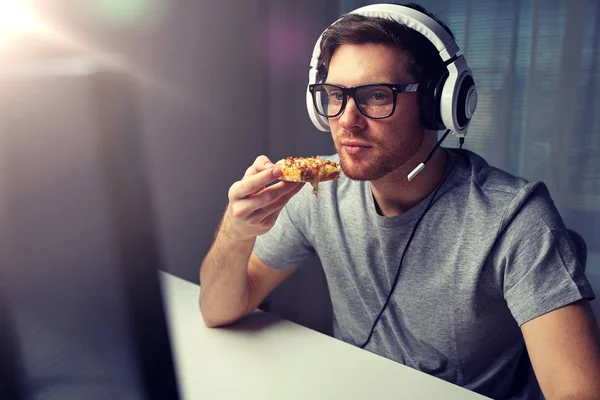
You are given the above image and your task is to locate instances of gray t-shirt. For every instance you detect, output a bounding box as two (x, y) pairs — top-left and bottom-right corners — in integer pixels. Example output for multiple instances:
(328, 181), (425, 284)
(253, 149), (595, 399)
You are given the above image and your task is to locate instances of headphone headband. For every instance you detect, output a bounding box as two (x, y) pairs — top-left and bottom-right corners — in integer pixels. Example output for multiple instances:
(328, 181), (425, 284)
(351, 5), (459, 61)
(310, 5), (459, 71)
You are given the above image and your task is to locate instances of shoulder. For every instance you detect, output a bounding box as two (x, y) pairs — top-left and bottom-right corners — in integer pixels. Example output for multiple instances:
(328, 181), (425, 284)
(448, 149), (560, 229)
(451, 149), (530, 197)
(450, 149), (566, 248)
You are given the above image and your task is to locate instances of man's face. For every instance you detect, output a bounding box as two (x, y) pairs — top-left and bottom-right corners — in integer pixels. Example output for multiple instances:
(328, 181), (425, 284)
(326, 43), (425, 181)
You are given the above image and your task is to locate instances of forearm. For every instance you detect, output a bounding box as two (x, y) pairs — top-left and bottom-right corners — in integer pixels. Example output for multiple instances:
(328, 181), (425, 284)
(199, 221), (255, 327)
(199, 156), (298, 327)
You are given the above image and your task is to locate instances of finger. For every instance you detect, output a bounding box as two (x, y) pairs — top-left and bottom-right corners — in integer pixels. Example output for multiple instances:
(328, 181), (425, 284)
(256, 179), (295, 194)
(232, 181), (301, 221)
(248, 183), (304, 224)
(261, 209), (281, 228)
(244, 180), (302, 206)
(230, 167), (283, 200)
(229, 181), (301, 221)
(244, 155), (275, 178)
(258, 184), (304, 222)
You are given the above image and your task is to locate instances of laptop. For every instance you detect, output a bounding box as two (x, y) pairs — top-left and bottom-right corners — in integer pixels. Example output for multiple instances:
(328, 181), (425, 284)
(0, 56), (181, 400)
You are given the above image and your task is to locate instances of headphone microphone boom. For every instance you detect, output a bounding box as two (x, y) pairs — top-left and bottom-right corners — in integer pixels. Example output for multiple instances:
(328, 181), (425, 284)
(306, 4), (478, 180)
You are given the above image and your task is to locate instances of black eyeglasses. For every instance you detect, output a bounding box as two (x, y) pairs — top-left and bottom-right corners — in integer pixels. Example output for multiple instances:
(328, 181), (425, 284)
(308, 83), (419, 119)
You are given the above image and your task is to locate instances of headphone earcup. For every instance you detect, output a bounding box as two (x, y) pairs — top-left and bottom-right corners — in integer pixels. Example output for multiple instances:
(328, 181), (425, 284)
(306, 83), (330, 131)
(418, 71), (447, 131)
(455, 74), (476, 130)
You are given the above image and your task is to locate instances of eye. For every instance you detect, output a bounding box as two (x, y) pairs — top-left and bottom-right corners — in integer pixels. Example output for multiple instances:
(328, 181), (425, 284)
(358, 86), (393, 105)
(368, 90), (392, 102)
(370, 92), (387, 101)
(328, 90), (344, 102)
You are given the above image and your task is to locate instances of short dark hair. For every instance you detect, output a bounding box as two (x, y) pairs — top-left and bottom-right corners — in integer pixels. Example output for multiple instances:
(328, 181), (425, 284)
(319, 2), (455, 82)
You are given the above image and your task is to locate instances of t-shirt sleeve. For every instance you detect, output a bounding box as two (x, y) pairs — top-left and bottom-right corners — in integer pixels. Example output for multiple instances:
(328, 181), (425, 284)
(495, 182), (596, 326)
(253, 184), (316, 270)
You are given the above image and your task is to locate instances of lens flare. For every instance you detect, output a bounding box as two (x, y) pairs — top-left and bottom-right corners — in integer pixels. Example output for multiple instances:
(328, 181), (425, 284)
(0, 1), (187, 105)
(0, 1), (40, 38)
(84, 0), (165, 28)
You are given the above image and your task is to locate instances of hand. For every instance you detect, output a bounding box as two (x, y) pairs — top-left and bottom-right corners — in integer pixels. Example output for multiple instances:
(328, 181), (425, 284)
(222, 155), (304, 241)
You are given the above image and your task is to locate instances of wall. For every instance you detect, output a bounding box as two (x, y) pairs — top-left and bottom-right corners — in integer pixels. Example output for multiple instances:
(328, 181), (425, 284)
(33, 0), (273, 283)
(0, 0), (338, 334)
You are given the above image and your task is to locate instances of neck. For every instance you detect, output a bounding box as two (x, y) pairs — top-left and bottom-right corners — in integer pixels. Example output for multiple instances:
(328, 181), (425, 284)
(370, 132), (448, 217)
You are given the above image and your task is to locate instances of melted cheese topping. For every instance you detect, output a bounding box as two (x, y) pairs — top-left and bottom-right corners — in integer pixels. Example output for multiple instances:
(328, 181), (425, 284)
(275, 156), (341, 196)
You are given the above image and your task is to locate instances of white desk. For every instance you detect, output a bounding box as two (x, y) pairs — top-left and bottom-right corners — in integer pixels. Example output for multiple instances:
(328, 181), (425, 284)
(159, 272), (490, 400)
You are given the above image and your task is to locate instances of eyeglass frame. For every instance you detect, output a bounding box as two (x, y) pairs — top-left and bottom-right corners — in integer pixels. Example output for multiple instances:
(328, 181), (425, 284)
(308, 82), (420, 120)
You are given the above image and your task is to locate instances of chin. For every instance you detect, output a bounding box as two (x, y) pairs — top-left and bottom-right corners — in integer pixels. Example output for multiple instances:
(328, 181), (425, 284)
(338, 153), (394, 181)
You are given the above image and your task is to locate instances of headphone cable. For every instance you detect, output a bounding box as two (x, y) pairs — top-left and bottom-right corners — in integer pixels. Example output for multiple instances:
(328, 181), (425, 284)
(359, 147), (454, 349)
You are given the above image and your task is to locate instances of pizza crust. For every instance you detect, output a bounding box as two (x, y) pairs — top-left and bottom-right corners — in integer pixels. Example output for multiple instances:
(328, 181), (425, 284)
(275, 156), (341, 196)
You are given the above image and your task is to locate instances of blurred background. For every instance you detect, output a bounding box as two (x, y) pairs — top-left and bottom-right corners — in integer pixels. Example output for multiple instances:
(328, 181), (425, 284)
(0, 0), (598, 389)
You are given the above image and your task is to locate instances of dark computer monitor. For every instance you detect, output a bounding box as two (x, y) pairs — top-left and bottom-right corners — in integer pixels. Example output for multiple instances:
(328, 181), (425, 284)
(0, 57), (181, 400)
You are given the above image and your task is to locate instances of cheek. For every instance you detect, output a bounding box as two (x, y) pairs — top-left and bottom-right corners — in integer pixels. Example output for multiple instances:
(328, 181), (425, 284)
(394, 99), (421, 124)
(330, 124), (346, 144)
(388, 104), (423, 137)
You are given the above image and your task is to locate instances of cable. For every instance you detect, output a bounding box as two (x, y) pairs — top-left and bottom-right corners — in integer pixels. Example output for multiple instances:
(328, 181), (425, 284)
(359, 149), (454, 350)
(423, 129), (451, 164)
(459, 137), (465, 149)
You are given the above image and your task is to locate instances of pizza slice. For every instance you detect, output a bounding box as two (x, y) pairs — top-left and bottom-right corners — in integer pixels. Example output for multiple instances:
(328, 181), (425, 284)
(275, 156), (341, 196)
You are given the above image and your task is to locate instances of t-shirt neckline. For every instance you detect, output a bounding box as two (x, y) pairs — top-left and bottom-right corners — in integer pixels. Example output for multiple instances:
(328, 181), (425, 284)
(366, 148), (458, 229)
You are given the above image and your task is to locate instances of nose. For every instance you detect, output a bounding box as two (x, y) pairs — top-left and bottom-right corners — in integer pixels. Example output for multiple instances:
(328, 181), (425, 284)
(337, 96), (366, 130)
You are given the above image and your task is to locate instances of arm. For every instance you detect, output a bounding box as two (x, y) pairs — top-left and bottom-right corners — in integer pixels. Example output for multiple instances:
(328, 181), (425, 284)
(493, 183), (600, 397)
(200, 242), (295, 327)
(199, 156), (303, 328)
(522, 300), (600, 400)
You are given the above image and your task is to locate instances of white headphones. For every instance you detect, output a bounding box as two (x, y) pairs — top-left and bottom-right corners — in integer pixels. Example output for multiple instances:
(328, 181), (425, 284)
(306, 3), (478, 137)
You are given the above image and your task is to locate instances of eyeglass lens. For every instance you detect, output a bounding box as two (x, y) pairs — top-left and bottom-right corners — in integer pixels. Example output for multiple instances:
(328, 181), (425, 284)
(313, 84), (395, 118)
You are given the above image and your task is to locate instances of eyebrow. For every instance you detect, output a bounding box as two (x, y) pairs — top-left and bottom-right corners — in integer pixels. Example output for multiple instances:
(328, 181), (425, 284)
(322, 81), (396, 86)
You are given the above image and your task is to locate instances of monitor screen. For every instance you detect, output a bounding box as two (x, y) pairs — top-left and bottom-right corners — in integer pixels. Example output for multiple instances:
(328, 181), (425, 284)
(0, 57), (181, 400)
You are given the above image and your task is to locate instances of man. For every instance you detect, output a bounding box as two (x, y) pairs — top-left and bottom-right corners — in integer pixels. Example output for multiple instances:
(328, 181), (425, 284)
(199, 3), (600, 399)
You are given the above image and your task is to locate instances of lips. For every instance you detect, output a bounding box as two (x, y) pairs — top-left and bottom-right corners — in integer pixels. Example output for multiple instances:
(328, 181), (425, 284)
(341, 141), (371, 147)
(341, 141), (372, 155)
